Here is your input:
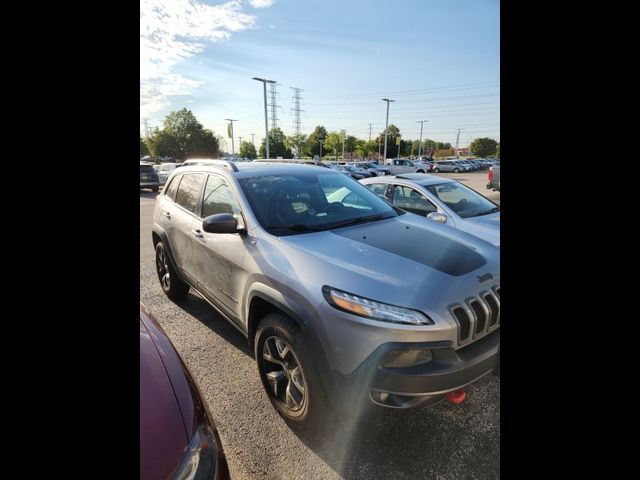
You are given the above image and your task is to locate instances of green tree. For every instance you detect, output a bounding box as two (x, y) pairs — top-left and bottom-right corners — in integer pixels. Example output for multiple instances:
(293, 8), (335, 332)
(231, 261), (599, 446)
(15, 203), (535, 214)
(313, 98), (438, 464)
(344, 135), (358, 160)
(146, 108), (219, 159)
(147, 129), (180, 158)
(259, 127), (293, 158)
(355, 139), (377, 160)
(286, 133), (308, 158)
(375, 125), (401, 157)
(307, 125), (328, 157)
(140, 136), (149, 157)
(324, 131), (342, 160)
(240, 141), (257, 159)
(469, 137), (498, 158)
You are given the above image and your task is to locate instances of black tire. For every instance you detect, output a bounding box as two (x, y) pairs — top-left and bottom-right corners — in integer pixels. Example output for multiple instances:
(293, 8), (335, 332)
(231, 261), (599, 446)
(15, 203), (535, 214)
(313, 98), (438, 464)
(453, 168), (460, 173)
(152, 186), (159, 193)
(255, 312), (330, 432)
(416, 169), (425, 173)
(433, 168), (440, 173)
(155, 241), (189, 300)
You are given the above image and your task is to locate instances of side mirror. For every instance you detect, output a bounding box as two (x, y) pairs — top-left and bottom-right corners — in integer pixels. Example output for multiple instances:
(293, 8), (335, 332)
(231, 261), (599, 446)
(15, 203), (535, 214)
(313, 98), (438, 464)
(427, 212), (448, 224)
(202, 213), (245, 234)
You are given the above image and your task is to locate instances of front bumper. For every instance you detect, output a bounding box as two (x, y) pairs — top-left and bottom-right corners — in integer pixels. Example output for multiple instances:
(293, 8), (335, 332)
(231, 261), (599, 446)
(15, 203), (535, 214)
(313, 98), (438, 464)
(335, 329), (499, 409)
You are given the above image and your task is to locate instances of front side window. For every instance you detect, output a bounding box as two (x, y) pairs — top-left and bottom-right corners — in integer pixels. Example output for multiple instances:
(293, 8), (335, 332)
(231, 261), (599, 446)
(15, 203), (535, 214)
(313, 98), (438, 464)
(175, 173), (206, 213)
(365, 183), (389, 197)
(424, 182), (499, 218)
(201, 175), (244, 227)
(391, 185), (437, 216)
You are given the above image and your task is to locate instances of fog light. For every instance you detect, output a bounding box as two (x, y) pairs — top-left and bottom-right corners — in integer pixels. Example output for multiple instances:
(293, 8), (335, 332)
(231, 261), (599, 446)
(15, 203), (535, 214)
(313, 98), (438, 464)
(383, 349), (432, 368)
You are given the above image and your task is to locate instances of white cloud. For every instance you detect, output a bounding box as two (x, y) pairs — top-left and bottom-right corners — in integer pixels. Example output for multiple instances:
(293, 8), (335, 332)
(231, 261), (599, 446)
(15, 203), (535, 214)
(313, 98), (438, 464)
(141, 0), (262, 118)
(248, 0), (275, 8)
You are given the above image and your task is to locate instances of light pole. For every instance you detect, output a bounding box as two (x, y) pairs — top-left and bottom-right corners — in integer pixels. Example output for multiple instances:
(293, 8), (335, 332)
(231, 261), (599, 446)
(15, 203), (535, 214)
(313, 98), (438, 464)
(225, 118), (238, 156)
(238, 136), (243, 156)
(252, 77), (276, 159)
(341, 130), (346, 162)
(382, 99), (395, 161)
(417, 120), (428, 158)
(319, 139), (323, 158)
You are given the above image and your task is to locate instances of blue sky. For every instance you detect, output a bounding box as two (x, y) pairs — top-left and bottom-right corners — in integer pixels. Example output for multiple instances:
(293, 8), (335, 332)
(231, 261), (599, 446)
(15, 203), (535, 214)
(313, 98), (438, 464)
(141, 0), (499, 152)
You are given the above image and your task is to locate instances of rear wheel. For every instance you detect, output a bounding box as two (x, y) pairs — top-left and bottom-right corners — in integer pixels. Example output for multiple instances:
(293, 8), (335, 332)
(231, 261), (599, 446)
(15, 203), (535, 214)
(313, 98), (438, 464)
(152, 186), (159, 193)
(453, 168), (460, 173)
(416, 169), (425, 173)
(155, 241), (189, 300)
(433, 168), (440, 173)
(255, 313), (330, 432)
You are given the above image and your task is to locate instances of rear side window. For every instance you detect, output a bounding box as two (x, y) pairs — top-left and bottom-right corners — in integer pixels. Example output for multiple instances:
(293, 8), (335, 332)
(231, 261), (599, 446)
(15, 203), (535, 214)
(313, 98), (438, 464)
(164, 174), (182, 201)
(140, 165), (155, 173)
(175, 174), (206, 213)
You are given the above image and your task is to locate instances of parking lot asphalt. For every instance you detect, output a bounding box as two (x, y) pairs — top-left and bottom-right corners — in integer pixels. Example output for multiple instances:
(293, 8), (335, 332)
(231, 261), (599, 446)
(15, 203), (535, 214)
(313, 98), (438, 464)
(139, 169), (500, 479)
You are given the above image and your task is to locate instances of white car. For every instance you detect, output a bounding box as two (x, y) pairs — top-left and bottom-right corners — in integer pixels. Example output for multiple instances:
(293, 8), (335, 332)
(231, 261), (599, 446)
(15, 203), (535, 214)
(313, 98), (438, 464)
(360, 173), (500, 247)
(154, 162), (182, 185)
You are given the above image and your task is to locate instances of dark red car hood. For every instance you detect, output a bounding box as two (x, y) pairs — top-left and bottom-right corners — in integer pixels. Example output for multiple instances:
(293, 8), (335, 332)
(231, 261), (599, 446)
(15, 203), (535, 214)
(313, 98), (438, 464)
(140, 318), (187, 480)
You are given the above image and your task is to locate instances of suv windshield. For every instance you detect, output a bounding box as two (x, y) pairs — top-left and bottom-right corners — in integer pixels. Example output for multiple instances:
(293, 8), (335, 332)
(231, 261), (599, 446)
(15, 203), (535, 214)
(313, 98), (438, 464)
(239, 171), (398, 235)
(424, 182), (499, 218)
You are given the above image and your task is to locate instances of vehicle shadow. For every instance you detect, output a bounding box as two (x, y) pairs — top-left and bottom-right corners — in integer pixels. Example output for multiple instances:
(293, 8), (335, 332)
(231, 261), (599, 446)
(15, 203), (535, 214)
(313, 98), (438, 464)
(173, 291), (253, 358)
(292, 375), (500, 479)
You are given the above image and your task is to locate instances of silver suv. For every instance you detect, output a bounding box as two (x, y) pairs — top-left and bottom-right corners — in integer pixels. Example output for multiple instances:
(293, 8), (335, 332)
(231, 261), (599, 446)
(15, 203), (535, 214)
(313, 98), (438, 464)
(152, 161), (500, 430)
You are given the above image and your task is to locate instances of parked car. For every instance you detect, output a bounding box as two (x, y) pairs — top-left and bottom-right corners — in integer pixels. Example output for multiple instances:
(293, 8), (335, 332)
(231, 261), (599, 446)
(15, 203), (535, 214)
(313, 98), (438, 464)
(154, 162), (182, 185)
(360, 173), (500, 247)
(349, 162), (391, 176)
(140, 302), (230, 480)
(432, 160), (464, 173)
(384, 158), (429, 174)
(140, 162), (160, 192)
(339, 164), (372, 179)
(152, 162), (500, 431)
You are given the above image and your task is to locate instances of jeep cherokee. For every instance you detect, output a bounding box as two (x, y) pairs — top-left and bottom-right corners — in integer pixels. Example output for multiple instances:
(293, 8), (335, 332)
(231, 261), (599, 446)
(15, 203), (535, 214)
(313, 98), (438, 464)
(152, 160), (500, 430)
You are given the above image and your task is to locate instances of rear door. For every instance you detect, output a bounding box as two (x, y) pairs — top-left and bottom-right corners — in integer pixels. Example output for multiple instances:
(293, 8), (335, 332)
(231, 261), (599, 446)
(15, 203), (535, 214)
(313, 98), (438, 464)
(163, 173), (206, 285)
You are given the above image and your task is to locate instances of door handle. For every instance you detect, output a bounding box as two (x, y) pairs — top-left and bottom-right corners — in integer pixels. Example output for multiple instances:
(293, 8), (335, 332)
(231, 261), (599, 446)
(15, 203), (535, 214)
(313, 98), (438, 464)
(191, 228), (204, 239)
(162, 211), (171, 219)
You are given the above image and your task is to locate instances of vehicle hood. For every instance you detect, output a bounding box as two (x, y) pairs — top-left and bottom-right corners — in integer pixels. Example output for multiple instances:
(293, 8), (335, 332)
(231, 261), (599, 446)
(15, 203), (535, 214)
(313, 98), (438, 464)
(458, 212), (500, 247)
(140, 320), (187, 480)
(255, 213), (499, 317)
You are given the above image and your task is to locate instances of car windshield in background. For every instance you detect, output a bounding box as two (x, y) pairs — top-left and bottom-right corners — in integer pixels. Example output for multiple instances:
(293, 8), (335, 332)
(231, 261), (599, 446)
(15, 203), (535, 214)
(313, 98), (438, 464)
(424, 182), (499, 219)
(140, 165), (155, 174)
(239, 171), (398, 236)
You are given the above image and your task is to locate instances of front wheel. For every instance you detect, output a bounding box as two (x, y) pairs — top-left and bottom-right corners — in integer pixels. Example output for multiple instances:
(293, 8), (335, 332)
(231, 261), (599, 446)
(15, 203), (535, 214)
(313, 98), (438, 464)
(453, 168), (460, 173)
(255, 313), (329, 431)
(433, 168), (440, 173)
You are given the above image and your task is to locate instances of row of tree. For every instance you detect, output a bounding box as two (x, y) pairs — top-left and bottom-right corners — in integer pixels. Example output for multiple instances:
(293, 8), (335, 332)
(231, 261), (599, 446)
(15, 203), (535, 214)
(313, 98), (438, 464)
(141, 108), (499, 161)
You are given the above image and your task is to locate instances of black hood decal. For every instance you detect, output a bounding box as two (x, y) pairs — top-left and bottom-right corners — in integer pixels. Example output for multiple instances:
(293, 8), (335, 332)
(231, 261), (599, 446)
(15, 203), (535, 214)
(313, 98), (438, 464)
(332, 221), (486, 276)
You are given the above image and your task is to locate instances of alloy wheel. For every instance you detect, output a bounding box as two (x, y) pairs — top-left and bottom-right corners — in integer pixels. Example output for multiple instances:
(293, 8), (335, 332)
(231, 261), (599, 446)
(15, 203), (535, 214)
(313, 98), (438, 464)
(262, 336), (306, 411)
(156, 247), (170, 290)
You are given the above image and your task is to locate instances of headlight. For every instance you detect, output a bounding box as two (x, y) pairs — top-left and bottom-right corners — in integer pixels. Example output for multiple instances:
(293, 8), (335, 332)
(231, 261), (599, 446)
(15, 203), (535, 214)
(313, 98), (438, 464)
(322, 286), (433, 326)
(173, 424), (220, 480)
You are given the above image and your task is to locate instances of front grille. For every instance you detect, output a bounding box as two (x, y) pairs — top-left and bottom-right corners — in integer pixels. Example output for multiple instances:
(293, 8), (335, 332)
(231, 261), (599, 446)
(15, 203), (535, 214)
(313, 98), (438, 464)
(450, 285), (500, 345)
(484, 293), (499, 326)
(452, 307), (471, 341)
(470, 300), (487, 334)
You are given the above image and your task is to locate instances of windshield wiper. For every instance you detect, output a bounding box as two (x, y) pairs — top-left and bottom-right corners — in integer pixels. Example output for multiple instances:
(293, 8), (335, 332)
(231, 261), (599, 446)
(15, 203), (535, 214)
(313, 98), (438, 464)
(476, 207), (500, 216)
(323, 213), (393, 230)
(265, 224), (321, 232)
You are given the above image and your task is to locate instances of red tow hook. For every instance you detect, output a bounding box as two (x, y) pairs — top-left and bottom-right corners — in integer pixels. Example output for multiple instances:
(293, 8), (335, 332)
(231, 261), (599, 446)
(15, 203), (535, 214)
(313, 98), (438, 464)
(446, 389), (466, 405)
